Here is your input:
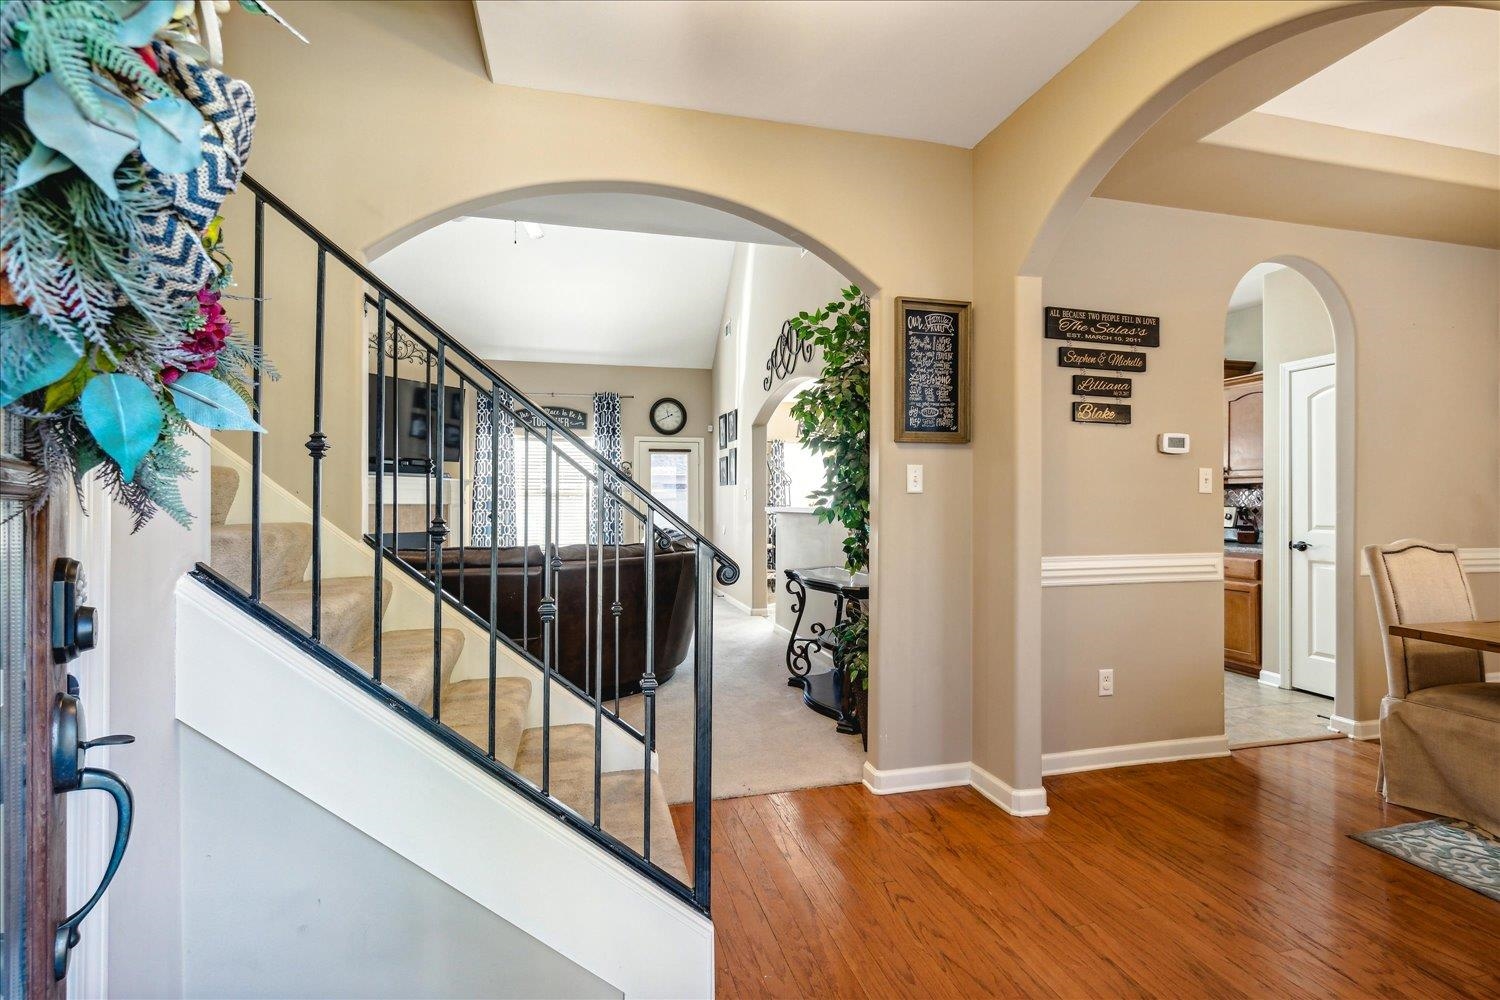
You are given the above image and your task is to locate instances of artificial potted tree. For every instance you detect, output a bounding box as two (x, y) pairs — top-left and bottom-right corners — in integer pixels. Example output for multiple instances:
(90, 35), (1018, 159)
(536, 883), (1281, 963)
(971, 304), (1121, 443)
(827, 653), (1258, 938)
(789, 285), (871, 746)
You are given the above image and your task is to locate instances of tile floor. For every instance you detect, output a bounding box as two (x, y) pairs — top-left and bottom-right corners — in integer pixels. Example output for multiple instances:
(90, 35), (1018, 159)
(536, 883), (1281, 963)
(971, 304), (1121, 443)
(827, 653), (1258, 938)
(1224, 671), (1335, 746)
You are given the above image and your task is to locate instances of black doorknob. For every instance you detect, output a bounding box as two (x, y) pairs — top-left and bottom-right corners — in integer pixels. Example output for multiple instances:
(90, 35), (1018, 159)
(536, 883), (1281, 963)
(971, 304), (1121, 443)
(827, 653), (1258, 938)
(1289, 540), (1311, 552)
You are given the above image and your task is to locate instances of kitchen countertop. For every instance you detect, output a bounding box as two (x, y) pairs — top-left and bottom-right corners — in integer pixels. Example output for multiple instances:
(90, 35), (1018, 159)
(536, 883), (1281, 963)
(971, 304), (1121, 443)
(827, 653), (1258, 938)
(1224, 542), (1263, 557)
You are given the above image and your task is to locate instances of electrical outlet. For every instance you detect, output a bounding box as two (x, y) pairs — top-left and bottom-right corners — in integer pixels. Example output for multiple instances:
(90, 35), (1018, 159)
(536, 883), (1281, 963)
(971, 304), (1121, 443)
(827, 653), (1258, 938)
(1098, 668), (1114, 696)
(1198, 467), (1213, 494)
(906, 464), (924, 493)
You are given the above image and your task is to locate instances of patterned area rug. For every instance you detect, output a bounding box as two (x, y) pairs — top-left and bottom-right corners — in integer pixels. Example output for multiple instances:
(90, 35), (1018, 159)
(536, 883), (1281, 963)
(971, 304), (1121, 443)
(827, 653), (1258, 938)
(1351, 819), (1500, 902)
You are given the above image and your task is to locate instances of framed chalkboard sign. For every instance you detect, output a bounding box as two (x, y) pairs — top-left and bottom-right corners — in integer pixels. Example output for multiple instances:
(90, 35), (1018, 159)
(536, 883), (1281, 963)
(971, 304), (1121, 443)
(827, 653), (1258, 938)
(895, 296), (971, 444)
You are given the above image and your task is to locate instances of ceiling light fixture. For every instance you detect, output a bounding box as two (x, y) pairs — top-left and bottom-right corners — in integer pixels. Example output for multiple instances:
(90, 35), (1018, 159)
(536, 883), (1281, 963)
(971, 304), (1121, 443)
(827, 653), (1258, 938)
(522, 221), (545, 240)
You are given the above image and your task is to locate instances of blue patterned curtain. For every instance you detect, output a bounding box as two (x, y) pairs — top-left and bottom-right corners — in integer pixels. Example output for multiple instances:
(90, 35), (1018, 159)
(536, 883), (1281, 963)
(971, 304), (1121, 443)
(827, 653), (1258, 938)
(591, 392), (623, 544)
(472, 391), (517, 546)
(767, 440), (791, 570)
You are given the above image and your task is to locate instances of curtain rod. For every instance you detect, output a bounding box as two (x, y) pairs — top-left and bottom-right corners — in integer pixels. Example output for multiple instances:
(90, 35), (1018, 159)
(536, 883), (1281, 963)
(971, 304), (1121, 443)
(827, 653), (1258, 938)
(528, 391), (637, 400)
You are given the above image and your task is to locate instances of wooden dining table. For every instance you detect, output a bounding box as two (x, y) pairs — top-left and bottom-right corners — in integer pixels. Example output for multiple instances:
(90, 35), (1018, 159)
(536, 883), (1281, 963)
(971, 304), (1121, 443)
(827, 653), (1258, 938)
(1387, 620), (1500, 654)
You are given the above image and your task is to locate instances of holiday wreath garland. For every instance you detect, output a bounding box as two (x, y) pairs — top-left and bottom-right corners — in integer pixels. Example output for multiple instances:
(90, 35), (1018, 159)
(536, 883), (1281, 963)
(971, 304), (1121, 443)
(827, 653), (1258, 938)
(0, 0), (283, 529)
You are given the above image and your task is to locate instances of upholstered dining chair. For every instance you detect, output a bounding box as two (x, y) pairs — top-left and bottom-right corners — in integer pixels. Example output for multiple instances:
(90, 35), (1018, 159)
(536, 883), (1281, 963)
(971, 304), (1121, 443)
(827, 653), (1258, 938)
(1364, 540), (1499, 834)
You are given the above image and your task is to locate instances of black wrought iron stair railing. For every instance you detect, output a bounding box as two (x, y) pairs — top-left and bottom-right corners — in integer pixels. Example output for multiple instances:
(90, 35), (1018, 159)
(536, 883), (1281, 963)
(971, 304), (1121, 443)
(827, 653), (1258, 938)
(191, 173), (739, 913)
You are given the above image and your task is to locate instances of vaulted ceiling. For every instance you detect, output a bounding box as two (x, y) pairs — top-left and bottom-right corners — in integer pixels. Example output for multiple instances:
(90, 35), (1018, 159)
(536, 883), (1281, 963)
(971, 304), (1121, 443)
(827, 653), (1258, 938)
(472, 0), (1137, 148)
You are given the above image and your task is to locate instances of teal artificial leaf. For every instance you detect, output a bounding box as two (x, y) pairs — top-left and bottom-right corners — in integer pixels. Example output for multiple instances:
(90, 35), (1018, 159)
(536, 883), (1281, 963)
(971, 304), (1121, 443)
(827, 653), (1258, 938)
(23, 73), (139, 200)
(116, 0), (177, 45)
(168, 373), (264, 432)
(0, 49), (35, 95)
(7, 142), (72, 194)
(0, 331), (83, 407)
(137, 95), (205, 174)
(80, 374), (163, 483)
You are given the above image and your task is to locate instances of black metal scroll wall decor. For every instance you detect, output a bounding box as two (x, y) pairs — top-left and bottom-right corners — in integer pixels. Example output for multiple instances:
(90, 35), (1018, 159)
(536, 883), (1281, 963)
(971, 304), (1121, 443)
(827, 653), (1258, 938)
(1047, 306), (1160, 426)
(762, 318), (816, 391)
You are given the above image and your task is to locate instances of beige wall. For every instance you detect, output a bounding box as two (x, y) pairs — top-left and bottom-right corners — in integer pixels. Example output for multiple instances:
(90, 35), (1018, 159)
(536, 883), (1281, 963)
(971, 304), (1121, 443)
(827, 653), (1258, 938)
(487, 360), (715, 534)
(220, 0), (974, 773)
(1224, 304), (1264, 369)
(1258, 266), (1336, 679)
(1039, 197), (1498, 754)
(711, 243), (845, 611)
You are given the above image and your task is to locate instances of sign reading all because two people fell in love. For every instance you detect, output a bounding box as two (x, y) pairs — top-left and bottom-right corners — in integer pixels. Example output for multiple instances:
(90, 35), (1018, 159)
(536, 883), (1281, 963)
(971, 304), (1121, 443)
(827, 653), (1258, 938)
(1044, 307), (1160, 348)
(895, 297), (971, 444)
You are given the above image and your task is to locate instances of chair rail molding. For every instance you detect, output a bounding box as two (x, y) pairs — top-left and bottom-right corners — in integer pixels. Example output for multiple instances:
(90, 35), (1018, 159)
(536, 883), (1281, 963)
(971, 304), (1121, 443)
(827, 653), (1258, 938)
(1041, 552), (1224, 587)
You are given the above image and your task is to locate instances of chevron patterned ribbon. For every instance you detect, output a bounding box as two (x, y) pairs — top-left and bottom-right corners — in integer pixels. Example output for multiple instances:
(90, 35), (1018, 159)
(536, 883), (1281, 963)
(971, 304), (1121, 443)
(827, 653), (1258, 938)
(141, 42), (257, 309)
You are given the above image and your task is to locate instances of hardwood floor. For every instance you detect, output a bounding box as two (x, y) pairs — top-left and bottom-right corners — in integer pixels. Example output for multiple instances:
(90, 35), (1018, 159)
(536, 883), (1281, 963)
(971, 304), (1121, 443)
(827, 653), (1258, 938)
(673, 740), (1500, 998)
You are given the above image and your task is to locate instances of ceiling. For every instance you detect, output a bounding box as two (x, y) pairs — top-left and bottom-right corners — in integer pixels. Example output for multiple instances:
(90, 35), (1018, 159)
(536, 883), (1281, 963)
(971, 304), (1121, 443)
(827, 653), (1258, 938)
(1227, 263), (1285, 312)
(1257, 7), (1499, 156)
(472, 0), (1137, 148)
(1094, 8), (1500, 249)
(470, 191), (794, 245)
(370, 218), (737, 369)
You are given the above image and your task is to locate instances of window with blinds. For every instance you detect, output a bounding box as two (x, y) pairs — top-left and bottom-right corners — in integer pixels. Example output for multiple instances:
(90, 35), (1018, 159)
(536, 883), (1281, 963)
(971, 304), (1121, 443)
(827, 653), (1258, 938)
(512, 431), (596, 545)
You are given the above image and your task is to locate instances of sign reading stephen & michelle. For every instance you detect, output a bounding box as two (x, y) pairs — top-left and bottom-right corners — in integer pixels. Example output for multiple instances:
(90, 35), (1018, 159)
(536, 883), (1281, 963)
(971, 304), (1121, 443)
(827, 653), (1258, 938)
(1045, 306), (1160, 348)
(1058, 345), (1147, 372)
(895, 296), (971, 444)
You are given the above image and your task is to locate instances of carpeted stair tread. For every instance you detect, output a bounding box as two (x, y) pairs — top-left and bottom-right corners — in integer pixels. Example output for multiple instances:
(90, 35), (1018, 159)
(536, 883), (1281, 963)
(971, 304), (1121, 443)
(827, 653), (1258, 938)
(514, 724), (687, 882)
(211, 521), (311, 594)
(442, 676), (533, 766)
(211, 466), (239, 526)
(349, 628), (465, 711)
(263, 577), (391, 657)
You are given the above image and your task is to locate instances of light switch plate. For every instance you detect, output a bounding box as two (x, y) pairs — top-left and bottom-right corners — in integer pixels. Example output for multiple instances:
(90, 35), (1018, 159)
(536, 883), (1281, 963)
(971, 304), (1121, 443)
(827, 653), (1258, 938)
(906, 464), (924, 493)
(1198, 468), (1213, 494)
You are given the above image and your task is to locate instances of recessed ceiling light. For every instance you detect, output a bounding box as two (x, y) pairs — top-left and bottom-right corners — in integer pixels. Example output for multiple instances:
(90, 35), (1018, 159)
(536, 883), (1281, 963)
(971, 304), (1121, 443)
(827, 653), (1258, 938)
(522, 221), (545, 240)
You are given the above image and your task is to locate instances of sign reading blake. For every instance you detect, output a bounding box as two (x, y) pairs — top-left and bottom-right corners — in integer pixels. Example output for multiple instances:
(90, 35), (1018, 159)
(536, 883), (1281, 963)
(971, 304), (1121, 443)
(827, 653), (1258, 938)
(895, 296), (971, 444)
(1072, 374), (1132, 399)
(1058, 345), (1147, 372)
(1072, 400), (1131, 425)
(1045, 306), (1160, 348)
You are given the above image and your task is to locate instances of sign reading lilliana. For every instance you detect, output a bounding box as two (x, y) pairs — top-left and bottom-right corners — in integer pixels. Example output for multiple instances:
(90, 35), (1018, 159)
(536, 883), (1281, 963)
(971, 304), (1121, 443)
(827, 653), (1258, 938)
(1071, 375), (1132, 399)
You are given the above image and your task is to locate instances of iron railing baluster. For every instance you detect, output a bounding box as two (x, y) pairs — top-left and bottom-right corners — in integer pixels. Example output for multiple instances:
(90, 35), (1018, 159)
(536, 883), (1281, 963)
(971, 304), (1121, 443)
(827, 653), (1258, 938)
(693, 543), (713, 907)
(540, 429), (555, 796)
(458, 380), (466, 610)
(487, 386), (500, 759)
(307, 247), (328, 641)
(372, 292), (388, 683)
(430, 344), (448, 722)
(642, 509), (656, 862)
(594, 465), (605, 829)
(250, 193), (264, 603)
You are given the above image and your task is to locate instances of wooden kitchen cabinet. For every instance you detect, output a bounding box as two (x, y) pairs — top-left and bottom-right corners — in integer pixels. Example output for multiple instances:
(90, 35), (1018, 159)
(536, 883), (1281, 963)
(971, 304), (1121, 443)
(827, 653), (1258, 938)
(1224, 372), (1264, 484)
(1224, 554), (1262, 676)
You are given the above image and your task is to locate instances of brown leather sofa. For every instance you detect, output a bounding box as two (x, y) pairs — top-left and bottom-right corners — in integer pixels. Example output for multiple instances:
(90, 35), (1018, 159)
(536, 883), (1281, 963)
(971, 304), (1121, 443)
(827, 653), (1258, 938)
(399, 541), (697, 699)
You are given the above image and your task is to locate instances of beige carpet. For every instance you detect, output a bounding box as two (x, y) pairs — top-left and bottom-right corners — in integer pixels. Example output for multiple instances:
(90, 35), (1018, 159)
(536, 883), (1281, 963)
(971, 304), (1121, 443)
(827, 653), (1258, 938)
(618, 597), (866, 803)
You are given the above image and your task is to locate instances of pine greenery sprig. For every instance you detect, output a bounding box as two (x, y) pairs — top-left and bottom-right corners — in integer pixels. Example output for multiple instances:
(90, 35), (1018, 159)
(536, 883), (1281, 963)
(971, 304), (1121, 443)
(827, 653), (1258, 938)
(15, 1), (170, 124)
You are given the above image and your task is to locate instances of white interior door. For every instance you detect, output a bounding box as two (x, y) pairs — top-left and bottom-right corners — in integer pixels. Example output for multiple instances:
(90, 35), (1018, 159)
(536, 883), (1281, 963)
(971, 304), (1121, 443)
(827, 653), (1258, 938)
(1287, 360), (1336, 698)
(633, 437), (703, 533)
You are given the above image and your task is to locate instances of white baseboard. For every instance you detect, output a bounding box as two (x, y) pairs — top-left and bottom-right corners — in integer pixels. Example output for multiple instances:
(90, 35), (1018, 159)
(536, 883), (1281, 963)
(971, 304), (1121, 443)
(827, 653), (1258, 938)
(717, 592), (768, 617)
(1329, 715), (1380, 740)
(1257, 670), (1281, 687)
(1041, 734), (1230, 776)
(862, 760), (971, 795)
(861, 761), (1049, 816)
(1488, 671), (1500, 683)
(969, 764), (1050, 816)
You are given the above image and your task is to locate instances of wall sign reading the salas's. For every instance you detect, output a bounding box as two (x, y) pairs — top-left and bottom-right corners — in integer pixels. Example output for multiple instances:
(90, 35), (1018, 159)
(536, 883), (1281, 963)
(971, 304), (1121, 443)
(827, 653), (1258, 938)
(1045, 306), (1160, 347)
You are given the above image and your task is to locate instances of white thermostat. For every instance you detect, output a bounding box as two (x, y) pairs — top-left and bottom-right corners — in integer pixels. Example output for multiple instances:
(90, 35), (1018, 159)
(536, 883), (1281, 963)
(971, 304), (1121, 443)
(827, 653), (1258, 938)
(1157, 432), (1190, 454)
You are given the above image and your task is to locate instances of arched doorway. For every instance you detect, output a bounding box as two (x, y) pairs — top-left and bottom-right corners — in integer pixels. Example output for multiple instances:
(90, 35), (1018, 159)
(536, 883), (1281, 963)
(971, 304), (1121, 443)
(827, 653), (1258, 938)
(364, 188), (873, 799)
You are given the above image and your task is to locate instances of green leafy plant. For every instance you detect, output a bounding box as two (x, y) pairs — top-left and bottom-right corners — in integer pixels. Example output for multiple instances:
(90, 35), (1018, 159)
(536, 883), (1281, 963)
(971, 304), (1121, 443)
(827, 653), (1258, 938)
(789, 285), (871, 689)
(0, 0), (275, 527)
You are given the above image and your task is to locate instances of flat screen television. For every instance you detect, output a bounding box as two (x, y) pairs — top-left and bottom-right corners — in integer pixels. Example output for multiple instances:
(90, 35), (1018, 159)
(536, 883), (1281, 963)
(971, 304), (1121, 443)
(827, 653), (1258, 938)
(368, 373), (463, 471)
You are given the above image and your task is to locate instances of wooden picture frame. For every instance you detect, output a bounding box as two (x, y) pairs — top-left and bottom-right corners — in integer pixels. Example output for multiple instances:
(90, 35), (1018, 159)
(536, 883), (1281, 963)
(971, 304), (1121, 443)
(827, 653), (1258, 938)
(894, 296), (971, 444)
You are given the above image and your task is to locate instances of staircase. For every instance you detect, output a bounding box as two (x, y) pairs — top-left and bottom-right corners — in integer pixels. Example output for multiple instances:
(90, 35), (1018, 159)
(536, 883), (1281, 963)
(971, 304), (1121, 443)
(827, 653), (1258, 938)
(206, 462), (686, 879)
(180, 173), (736, 974)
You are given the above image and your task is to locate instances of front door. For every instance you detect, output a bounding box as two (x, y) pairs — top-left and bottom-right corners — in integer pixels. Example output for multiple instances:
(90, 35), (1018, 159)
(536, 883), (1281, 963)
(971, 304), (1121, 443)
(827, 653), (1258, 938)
(633, 437), (704, 533)
(1, 414), (66, 997)
(1287, 360), (1336, 698)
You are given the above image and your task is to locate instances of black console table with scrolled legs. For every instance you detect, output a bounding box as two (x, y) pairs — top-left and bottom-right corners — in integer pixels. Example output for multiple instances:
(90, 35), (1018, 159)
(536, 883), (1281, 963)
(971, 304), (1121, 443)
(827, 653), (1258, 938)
(783, 566), (870, 735)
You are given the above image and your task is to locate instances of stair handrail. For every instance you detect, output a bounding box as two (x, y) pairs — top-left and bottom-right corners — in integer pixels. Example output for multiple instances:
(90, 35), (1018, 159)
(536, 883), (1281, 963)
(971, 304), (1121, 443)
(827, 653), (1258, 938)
(241, 174), (739, 587)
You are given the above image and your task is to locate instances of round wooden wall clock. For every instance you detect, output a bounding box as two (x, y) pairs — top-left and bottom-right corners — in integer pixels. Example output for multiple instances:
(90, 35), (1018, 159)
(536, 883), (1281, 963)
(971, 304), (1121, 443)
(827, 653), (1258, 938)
(650, 397), (687, 435)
